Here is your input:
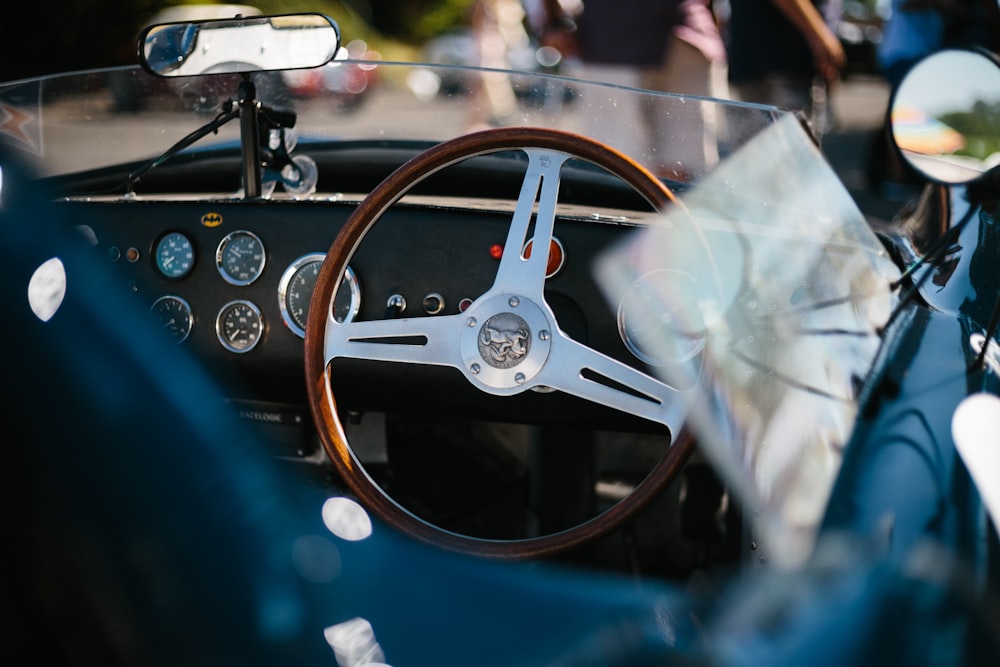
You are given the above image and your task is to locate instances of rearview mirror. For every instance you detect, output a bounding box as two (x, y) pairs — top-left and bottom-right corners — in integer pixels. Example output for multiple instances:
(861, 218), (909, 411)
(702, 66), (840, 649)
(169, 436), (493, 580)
(890, 48), (1000, 184)
(138, 13), (341, 77)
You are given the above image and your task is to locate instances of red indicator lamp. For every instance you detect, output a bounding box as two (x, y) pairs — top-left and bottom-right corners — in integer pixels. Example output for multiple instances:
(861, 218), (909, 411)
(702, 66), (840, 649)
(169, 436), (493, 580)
(521, 237), (565, 278)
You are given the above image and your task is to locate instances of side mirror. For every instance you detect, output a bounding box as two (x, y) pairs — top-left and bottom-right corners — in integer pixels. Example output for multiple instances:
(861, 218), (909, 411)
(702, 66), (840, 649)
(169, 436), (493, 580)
(138, 13), (341, 77)
(890, 48), (1000, 184)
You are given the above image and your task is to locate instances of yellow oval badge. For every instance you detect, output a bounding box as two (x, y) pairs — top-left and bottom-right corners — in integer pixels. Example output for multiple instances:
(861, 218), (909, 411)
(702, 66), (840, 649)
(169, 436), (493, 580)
(201, 212), (223, 227)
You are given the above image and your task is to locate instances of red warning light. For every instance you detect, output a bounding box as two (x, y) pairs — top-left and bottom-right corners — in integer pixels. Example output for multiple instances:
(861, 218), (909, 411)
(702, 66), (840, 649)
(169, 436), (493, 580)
(522, 237), (565, 278)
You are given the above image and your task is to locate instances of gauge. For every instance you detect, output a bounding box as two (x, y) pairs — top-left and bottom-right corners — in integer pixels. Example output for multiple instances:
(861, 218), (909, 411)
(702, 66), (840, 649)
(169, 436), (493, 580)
(216, 299), (264, 353)
(150, 295), (193, 343)
(278, 254), (361, 338)
(154, 231), (195, 279)
(617, 269), (705, 367)
(216, 230), (266, 286)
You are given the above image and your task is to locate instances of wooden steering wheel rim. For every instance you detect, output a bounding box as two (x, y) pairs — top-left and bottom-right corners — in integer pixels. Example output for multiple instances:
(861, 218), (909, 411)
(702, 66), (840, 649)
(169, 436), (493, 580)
(304, 126), (695, 559)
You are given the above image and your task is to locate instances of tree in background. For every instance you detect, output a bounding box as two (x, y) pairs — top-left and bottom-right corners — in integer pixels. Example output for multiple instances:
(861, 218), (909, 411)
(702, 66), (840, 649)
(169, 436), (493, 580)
(0, 0), (474, 81)
(367, 0), (473, 43)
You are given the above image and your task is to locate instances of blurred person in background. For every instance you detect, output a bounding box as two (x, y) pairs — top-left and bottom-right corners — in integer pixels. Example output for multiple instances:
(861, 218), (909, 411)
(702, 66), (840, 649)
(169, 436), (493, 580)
(879, 0), (1000, 88)
(535, 0), (728, 180)
(467, 0), (532, 129)
(726, 0), (846, 143)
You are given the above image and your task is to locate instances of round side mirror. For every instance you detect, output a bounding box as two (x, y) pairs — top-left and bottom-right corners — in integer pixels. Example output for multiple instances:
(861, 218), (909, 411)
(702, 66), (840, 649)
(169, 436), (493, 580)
(890, 48), (1000, 184)
(139, 13), (341, 78)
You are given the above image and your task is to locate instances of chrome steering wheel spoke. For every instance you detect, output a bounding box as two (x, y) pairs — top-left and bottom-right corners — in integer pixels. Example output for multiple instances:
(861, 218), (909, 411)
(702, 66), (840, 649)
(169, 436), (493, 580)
(533, 332), (688, 435)
(324, 311), (464, 368)
(490, 149), (568, 302)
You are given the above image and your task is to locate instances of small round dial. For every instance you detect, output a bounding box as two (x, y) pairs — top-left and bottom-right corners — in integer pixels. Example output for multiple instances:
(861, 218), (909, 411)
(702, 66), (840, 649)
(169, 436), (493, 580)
(278, 253), (361, 338)
(216, 299), (264, 353)
(154, 231), (195, 279)
(150, 295), (193, 343)
(216, 230), (266, 286)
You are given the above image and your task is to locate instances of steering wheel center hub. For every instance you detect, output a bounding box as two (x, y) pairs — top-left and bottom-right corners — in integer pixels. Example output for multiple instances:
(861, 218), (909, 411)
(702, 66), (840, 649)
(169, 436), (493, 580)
(460, 294), (552, 392)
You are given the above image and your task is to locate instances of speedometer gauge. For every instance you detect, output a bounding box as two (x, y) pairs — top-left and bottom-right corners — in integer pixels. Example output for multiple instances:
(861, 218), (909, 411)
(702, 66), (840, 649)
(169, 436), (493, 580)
(216, 230), (266, 286)
(216, 299), (264, 353)
(278, 253), (360, 338)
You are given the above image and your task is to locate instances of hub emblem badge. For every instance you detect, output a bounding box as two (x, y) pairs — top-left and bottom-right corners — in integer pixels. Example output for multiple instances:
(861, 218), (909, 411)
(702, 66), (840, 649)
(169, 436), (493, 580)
(479, 313), (530, 368)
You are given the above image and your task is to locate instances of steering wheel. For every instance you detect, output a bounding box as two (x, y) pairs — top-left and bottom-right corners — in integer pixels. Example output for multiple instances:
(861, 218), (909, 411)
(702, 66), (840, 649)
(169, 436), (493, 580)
(305, 127), (696, 559)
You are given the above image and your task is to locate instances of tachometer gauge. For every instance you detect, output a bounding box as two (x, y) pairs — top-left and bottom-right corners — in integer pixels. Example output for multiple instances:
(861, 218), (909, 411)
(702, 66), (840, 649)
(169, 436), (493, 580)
(278, 253), (361, 338)
(154, 231), (195, 279)
(216, 299), (264, 353)
(617, 269), (705, 367)
(216, 230), (266, 286)
(150, 295), (193, 343)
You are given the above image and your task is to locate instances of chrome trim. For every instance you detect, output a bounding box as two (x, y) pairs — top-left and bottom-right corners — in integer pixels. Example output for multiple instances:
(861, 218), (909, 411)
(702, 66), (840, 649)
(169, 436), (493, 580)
(216, 229), (266, 286)
(216, 299), (264, 353)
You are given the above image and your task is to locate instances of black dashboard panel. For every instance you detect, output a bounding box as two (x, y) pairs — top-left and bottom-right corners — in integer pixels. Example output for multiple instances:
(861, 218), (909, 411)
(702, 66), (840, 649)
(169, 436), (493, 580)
(57, 197), (653, 430)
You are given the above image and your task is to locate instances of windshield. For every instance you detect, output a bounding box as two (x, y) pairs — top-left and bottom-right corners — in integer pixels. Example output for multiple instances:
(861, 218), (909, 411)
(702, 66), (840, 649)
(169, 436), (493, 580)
(0, 60), (783, 184)
(597, 114), (902, 566)
(0, 59), (892, 564)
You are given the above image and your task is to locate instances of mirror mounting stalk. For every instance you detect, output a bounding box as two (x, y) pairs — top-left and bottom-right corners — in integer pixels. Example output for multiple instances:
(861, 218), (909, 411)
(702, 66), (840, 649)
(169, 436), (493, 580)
(124, 75), (300, 199)
(238, 76), (262, 199)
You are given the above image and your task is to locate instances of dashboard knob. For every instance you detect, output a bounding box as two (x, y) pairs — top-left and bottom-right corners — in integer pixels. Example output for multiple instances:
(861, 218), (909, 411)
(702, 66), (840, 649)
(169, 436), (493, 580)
(422, 292), (445, 315)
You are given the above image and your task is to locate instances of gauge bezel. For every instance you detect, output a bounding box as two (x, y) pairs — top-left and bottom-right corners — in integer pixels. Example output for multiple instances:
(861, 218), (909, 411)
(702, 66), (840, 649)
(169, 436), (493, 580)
(277, 253), (323, 338)
(150, 294), (193, 343)
(333, 265), (361, 325)
(278, 254), (360, 338)
(215, 299), (265, 354)
(616, 268), (706, 367)
(153, 231), (195, 280)
(216, 230), (266, 286)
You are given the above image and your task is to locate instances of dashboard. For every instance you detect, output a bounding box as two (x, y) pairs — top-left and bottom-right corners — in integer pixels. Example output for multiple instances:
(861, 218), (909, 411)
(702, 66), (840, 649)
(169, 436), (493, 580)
(59, 194), (665, 456)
